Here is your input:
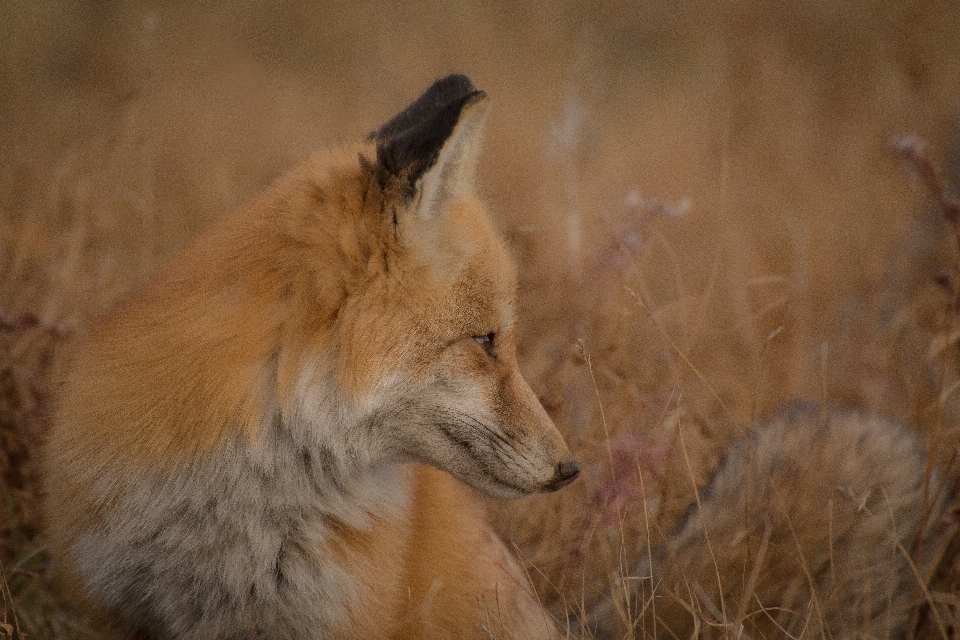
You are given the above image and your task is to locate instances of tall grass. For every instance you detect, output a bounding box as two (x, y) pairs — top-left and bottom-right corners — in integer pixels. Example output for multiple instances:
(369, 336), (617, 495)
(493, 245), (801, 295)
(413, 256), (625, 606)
(2, 1), (960, 637)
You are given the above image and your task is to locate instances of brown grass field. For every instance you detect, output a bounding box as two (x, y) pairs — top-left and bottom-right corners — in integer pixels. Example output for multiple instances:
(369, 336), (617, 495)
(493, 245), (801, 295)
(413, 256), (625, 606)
(3, 1), (960, 637)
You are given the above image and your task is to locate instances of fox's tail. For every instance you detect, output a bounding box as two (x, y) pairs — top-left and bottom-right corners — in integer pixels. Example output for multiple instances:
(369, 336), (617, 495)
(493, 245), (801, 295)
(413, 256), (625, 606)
(588, 404), (956, 639)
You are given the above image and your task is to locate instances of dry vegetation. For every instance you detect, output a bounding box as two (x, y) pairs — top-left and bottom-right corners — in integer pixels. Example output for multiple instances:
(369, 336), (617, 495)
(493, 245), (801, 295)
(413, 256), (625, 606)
(3, 1), (960, 637)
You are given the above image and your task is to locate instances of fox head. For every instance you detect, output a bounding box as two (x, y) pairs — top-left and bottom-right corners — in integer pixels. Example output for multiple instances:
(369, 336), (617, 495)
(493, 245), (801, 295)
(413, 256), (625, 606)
(275, 75), (579, 498)
(63, 75), (578, 502)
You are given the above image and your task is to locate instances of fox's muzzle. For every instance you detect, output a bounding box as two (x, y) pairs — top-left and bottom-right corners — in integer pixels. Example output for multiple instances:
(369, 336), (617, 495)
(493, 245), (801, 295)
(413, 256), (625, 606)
(541, 458), (581, 492)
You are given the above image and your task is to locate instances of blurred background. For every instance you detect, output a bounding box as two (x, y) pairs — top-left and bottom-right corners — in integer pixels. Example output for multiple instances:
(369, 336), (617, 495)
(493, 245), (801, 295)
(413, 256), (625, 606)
(3, 1), (960, 636)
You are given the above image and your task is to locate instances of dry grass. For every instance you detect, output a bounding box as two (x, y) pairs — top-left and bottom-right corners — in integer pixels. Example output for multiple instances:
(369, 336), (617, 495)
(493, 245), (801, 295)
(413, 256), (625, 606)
(3, 1), (960, 637)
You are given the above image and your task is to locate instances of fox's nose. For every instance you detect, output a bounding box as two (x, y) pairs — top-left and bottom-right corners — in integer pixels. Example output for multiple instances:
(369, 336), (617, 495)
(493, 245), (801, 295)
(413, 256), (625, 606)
(542, 459), (581, 492)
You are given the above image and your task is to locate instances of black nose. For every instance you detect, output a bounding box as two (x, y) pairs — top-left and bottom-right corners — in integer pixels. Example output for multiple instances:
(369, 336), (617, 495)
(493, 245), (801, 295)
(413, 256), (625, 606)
(543, 459), (581, 492)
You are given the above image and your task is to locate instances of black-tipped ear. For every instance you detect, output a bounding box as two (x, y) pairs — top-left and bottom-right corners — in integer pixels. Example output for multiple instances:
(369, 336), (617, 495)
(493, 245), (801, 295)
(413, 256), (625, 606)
(372, 74), (487, 197)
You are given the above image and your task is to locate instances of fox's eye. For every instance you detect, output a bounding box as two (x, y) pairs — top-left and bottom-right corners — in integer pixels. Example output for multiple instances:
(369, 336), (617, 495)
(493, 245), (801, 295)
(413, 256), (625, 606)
(474, 332), (496, 358)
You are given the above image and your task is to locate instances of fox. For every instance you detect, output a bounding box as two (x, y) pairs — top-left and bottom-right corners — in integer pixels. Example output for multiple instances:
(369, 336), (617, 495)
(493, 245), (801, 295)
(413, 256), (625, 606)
(586, 404), (956, 639)
(42, 74), (581, 639)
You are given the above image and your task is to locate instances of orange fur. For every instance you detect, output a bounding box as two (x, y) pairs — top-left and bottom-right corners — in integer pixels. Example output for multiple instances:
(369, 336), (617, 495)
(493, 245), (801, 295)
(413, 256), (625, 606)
(43, 76), (577, 639)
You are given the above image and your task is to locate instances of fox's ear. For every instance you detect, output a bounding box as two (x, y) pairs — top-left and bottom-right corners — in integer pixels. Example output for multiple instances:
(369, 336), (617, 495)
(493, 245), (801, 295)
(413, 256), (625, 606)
(372, 74), (490, 219)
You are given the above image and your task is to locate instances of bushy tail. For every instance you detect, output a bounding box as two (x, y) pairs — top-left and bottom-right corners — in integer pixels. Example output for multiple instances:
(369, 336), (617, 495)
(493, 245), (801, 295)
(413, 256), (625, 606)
(588, 404), (956, 639)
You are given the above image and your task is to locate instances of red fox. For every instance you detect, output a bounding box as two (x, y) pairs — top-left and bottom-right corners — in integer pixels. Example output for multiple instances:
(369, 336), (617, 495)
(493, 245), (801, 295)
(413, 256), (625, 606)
(43, 75), (580, 639)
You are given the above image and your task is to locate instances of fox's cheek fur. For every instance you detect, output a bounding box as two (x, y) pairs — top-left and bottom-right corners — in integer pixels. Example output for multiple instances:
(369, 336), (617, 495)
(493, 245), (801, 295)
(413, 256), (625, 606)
(371, 337), (578, 499)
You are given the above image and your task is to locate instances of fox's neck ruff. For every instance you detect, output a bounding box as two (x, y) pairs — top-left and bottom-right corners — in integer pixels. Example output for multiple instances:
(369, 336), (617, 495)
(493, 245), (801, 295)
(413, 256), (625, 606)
(72, 411), (413, 639)
(253, 401), (414, 528)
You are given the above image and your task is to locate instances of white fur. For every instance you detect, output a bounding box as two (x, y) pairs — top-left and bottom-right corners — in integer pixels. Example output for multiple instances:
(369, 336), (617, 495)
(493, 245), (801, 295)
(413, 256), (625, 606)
(71, 381), (412, 638)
